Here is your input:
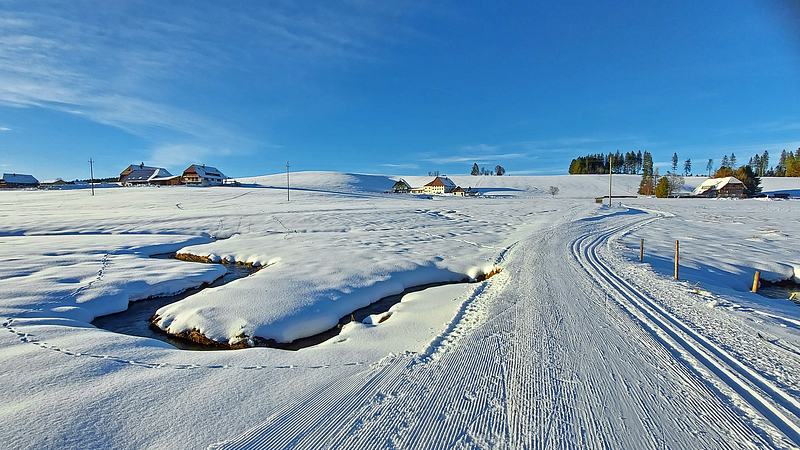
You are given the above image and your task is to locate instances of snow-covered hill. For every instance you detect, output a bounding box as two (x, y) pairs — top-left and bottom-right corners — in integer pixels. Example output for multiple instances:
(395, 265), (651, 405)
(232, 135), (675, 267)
(235, 171), (800, 197)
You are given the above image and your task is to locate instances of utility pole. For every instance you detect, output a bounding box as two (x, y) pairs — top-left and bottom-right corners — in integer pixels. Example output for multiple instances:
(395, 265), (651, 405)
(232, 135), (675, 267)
(88, 158), (95, 197)
(608, 153), (613, 207)
(286, 161), (290, 202)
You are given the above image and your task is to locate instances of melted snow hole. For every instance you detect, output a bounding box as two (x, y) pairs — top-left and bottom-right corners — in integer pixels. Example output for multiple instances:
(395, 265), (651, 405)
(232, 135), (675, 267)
(94, 256), (501, 351)
(759, 279), (800, 304)
(91, 253), (260, 351)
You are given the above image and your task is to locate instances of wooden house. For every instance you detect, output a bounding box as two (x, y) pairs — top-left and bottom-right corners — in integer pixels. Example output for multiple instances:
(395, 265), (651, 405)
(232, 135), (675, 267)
(182, 164), (227, 186)
(391, 179), (411, 193)
(420, 176), (456, 195)
(692, 177), (746, 198)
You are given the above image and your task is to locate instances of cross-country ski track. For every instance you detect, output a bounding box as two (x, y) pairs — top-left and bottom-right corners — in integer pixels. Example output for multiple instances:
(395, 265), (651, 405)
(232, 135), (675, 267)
(211, 208), (800, 450)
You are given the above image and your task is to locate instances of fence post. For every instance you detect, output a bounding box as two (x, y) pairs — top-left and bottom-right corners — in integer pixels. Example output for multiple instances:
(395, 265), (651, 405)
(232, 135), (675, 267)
(751, 271), (760, 293)
(639, 239), (644, 262)
(674, 240), (679, 280)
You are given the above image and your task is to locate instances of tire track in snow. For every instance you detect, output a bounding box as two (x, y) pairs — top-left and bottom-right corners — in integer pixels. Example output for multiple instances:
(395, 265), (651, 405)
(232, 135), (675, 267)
(573, 211), (800, 447)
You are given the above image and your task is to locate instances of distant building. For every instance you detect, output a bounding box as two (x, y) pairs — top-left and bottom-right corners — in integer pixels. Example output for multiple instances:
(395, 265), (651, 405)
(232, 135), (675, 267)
(0, 173), (39, 188)
(122, 165), (178, 186)
(40, 178), (68, 189)
(391, 179), (411, 193)
(419, 176), (457, 195)
(182, 164), (227, 186)
(453, 186), (465, 197)
(692, 177), (746, 198)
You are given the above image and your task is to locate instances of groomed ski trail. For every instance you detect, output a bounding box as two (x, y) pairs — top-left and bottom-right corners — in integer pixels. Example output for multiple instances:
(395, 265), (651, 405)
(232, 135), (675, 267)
(211, 209), (798, 449)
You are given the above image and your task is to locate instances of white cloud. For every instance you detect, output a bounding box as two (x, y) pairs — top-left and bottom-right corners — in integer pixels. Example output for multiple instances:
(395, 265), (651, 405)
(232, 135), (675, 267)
(0, 126), (10, 132)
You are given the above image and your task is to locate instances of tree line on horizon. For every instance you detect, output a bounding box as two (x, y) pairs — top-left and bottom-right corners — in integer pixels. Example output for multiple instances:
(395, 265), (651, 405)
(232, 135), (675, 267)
(569, 148), (800, 178)
(470, 162), (506, 176)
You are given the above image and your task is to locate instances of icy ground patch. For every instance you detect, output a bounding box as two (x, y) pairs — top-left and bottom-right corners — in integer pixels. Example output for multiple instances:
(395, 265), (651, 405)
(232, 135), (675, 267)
(1, 172), (799, 449)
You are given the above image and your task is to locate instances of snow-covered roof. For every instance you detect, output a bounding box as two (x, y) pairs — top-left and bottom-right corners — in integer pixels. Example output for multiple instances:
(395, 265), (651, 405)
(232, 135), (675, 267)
(123, 164), (158, 173)
(1, 173), (39, 185)
(125, 167), (173, 182)
(185, 164), (226, 179)
(425, 176), (456, 188)
(692, 176), (744, 195)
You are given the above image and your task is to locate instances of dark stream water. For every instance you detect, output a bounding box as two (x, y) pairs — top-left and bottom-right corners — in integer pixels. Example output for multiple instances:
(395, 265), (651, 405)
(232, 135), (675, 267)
(92, 253), (472, 351)
(91, 254), (257, 351)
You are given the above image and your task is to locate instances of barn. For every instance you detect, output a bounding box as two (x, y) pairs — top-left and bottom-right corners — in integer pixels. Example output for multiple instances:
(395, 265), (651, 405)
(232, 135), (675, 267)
(120, 163), (159, 184)
(692, 176), (747, 198)
(122, 166), (177, 186)
(0, 173), (39, 188)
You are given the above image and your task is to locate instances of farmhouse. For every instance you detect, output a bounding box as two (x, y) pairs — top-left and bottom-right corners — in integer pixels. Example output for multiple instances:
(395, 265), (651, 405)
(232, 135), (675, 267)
(182, 164), (227, 186)
(120, 163), (158, 184)
(0, 173), (39, 188)
(391, 179), (411, 193)
(453, 186), (465, 197)
(417, 176), (457, 195)
(122, 165), (178, 186)
(692, 176), (747, 198)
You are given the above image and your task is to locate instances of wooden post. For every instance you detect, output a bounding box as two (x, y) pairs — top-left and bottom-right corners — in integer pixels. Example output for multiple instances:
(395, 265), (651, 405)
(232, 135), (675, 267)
(639, 238), (644, 262)
(674, 240), (679, 280)
(751, 271), (760, 293)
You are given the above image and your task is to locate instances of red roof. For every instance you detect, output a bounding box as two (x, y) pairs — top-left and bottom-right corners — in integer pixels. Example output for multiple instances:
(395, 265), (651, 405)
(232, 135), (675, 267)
(424, 176), (456, 188)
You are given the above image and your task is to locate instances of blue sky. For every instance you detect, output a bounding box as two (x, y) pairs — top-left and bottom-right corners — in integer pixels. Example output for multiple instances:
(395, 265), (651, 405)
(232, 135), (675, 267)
(1, 0), (799, 180)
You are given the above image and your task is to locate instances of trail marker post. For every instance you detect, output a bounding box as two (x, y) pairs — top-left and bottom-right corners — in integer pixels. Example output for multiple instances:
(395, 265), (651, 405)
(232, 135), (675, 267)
(286, 161), (290, 202)
(639, 238), (644, 262)
(674, 240), (679, 280)
(751, 271), (761, 293)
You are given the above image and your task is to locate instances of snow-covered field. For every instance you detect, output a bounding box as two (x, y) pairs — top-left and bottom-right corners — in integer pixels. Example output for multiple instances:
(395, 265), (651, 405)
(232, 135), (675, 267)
(1, 172), (799, 449)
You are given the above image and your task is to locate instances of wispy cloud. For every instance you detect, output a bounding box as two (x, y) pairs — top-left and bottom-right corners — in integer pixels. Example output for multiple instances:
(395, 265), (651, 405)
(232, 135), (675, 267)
(379, 162), (419, 169)
(0, 126), (10, 132)
(715, 120), (800, 136)
(0, 2), (428, 155)
(423, 152), (528, 164)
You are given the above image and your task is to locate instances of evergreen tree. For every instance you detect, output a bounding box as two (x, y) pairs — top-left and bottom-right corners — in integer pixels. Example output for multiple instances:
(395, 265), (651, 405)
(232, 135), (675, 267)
(642, 151), (654, 176)
(671, 153), (679, 172)
(721, 155), (729, 168)
(471, 162), (480, 176)
(776, 150), (788, 176)
(730, 153), (737, 168)
(735, 165), (761, 196)
(683, 159), (691, 176)
(751, 154), (761, 174)
(760, 150), (769, 176)
(706, 159), (713, 177)
(655, 176), (670, 198)
(636, 150), (643, 174)
(494, 165), (506, 176)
